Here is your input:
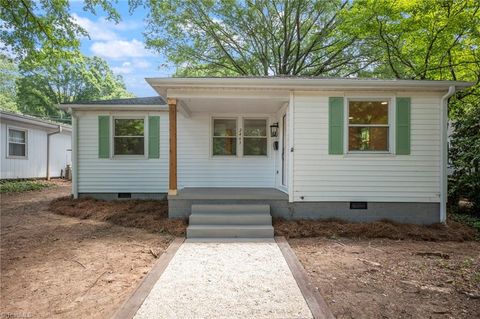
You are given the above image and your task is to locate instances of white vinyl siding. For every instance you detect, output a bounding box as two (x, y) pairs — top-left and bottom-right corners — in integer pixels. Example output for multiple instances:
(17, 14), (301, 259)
(293, 92), (441, 203)
(0, 121), (71, 179)
(76, 111), (168, 193)
(178, 114), (275, 188)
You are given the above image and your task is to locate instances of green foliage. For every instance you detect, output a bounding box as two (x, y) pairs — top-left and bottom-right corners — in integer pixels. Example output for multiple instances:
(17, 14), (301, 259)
(349, 0), (480, 82)
(0, 0), (120, 59)
(144, 0), (371, 76)
(0, 180), (53, 193)
(450, 213), (480, 235)
(449, 103), (480, 213)
(16, 53), (134, 122)
(0, 54), (19, 112)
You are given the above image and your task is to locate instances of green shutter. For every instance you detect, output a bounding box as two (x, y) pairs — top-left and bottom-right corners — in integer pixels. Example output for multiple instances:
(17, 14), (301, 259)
(329, 97), (344, 155)
(396, 97), (411, 155)
(98, 116), (110, 158)
(148, 116), (160, 159)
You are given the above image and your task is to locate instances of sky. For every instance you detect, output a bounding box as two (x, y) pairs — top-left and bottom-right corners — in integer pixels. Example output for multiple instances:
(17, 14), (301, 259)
(70, 1), (174, 97)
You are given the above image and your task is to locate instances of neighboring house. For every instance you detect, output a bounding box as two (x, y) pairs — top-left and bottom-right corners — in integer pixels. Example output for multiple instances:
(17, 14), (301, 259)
(0, 111), (72, 179)
(61, 77), (473, 225)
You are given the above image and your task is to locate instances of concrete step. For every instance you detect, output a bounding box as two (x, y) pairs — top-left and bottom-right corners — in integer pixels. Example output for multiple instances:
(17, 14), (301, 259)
(191, 204), (270, 215)
(189, 213), (272, 225)
(186, 225), (274, 238)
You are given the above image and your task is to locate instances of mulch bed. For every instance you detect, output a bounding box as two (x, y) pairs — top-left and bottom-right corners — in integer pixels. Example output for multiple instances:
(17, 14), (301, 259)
(50, 196), (187, 236)
(274, 218), (478, 241)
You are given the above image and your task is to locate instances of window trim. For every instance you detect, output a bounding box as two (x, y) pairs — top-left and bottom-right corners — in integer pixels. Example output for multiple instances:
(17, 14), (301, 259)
(111, 115), (148, 159)
(6, 126), (28, 159)
(210, 115), (270, 158)
(344, 97), (395, 155)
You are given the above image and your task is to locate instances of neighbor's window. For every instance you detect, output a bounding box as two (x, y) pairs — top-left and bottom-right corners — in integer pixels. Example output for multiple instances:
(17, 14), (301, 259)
(213, 118), (237, 156)
(348, 100), (389, 152)
(8, 128), (27, 157)
(243, 119), (267, 156)
(114, 118), (145, 155)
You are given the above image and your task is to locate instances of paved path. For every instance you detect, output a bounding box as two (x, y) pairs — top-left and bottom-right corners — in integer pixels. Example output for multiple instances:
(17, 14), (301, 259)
(134, 240), (313, 319)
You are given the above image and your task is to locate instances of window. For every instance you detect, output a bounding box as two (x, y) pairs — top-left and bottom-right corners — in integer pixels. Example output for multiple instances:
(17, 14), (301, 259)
(243, 119), (267, 156)
(212, 119), (237, 156)
(114, 118), (145, 155)
(348, 100), (389, 152)
(8, 128), (27, 157)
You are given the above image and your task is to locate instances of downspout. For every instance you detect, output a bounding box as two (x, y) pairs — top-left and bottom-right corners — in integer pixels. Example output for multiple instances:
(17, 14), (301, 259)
(439, 86), (456, 223)
(71, 111), (78, 199)
(47, 125), (63, 180)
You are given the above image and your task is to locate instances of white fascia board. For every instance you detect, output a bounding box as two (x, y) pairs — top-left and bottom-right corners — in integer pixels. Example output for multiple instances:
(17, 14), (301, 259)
(146, 77), (474, 94)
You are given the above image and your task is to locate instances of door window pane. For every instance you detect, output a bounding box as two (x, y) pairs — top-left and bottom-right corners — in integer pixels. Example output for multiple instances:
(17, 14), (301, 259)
(349, 127), (389, 151)
(114, 119), (145, 155)
(213, 137), (237, 155)
(349, 101), (388, 124)
(213, 119), (236, 137)
(244, 119), (267, 136)
(244, 138), (267, 156)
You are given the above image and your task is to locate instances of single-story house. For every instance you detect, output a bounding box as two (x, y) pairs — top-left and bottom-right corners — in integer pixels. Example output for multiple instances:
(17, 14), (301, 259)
(61, 77), (473, 228)
(1, 110), (72, 179)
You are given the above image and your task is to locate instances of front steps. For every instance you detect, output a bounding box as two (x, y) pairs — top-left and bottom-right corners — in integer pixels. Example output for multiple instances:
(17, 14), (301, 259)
(186, 204), (274, 238)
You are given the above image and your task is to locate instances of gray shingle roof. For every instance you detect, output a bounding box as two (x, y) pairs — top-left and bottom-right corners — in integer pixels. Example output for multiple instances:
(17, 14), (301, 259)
(69, 96), (166, 105)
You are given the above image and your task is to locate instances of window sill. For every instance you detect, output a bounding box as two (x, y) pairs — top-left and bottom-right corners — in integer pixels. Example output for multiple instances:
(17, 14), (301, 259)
(111, 155), (147, 160)
(344, 151), (394, 158)
(6, 155), (28, 160)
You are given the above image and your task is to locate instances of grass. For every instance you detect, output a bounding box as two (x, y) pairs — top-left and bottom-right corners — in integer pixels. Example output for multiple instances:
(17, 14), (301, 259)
(0, 180), (53, 193)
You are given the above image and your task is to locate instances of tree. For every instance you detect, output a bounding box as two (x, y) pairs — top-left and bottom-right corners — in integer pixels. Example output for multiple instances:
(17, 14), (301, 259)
(0, 54), (19, 112)
(350, 0), (480, 84)
(0, 0), (120, 59)
(449, 103), (480, 213)
(16, 54), (134, 122)
(144, 0), (372, 76)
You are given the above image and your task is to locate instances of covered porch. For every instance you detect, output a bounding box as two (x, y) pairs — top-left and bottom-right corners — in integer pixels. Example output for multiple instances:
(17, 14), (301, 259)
(147, 78), (293, 218)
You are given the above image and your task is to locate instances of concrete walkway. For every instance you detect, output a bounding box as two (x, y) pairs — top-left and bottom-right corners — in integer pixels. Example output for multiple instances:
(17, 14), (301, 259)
(133, 240), (313, 319)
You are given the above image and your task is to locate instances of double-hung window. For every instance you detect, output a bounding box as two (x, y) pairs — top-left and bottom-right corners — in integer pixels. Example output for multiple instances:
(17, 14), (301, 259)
(114, 118), (145, 156)
(212, 118), (268, 156)
(348, 100), (390, 152)
(8, 127), (27, 157)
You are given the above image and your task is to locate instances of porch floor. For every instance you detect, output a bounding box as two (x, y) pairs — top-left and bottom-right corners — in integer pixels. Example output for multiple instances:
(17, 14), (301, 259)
(172, 187), (288, 200)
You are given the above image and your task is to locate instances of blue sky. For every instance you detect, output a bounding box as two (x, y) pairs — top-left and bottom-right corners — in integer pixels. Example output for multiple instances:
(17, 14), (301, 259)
(70, 1), (174, 96)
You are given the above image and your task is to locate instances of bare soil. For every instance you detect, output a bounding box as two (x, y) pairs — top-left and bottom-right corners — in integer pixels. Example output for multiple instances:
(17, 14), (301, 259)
(290, 237), (480, 319)
(0, 181), (175, 319)
(274, 218), (478, 241)
(49, 196), (187, 236)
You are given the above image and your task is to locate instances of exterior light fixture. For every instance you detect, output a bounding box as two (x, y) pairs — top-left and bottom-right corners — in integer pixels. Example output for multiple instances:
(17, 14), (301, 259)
(270, 122), (279, 137)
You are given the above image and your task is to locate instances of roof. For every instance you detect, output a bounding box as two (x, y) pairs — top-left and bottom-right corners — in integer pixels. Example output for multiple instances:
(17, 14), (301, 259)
(0, 110), (72, 131)
(60, 96), (168, 112)
(147, 77), (474, 98)
(65, 96), (166, 105)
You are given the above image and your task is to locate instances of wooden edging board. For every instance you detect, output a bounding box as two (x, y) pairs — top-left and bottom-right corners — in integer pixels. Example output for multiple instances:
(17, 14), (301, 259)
(275, 236), (336, 319)
(111, 237), (185, 319)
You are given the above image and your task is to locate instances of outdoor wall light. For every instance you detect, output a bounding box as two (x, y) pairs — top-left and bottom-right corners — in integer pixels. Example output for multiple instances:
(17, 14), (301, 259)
(270, 122), (279, 137)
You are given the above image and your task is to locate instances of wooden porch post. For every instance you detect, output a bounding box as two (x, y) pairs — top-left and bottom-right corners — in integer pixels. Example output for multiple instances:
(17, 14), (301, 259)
(168, 98), (177, 195)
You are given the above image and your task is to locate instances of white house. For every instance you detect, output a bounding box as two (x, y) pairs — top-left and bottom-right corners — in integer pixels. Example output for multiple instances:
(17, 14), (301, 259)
(61, 77), (473, 230)
(0, 111), (72, 179)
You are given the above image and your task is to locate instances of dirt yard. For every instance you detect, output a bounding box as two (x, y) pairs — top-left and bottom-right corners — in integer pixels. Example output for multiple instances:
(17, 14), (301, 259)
(290, 237), (480, 319)
(0, 181), (175, 319)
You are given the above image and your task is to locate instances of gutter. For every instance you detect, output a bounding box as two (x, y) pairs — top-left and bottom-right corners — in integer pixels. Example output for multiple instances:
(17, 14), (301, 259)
(46, 126), (63, 180)
(439, 86), (456, 223)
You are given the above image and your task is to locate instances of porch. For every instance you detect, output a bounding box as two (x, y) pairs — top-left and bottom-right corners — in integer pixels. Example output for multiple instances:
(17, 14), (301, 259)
(168, 187), (289, 219)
